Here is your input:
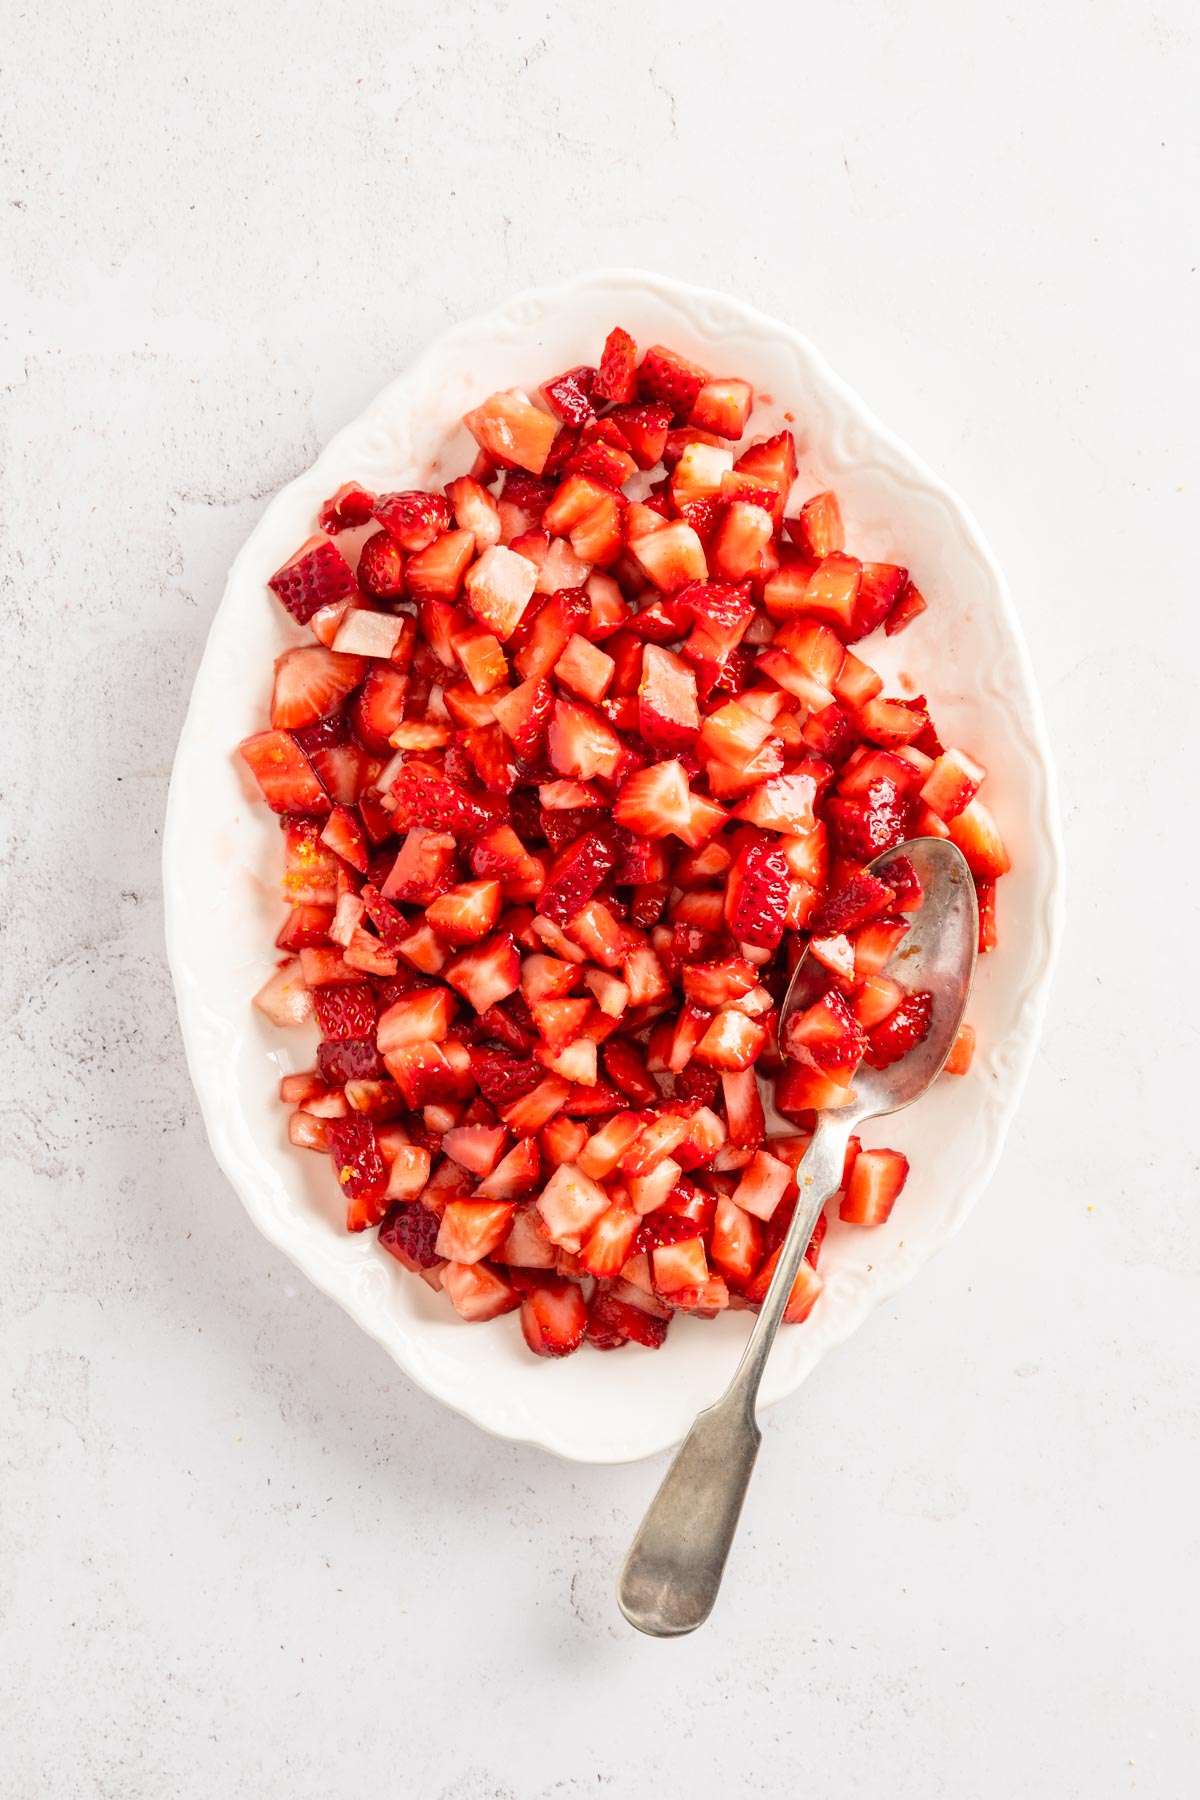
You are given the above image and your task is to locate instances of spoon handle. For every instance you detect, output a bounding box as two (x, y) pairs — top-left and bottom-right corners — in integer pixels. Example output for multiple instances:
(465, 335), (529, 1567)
(617, 1110), (852, 1637)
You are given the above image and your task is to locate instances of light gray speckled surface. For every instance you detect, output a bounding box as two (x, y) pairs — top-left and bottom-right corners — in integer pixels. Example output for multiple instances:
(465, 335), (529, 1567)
(3, 2), (1197, 1795)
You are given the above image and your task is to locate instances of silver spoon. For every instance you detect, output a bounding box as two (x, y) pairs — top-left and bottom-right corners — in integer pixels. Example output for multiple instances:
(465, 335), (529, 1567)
(617, 837), (978, 1637)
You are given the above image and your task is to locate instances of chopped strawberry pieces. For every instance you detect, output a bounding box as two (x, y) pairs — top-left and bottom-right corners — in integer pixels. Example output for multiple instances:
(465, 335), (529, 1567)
(244, 323), (1008, 1354)
(268, 535), (357, 625)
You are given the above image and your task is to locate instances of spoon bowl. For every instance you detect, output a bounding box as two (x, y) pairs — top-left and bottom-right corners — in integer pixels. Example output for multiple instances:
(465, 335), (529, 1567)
(777, 836), (979, 1122)
(618, 837), (979, 1637)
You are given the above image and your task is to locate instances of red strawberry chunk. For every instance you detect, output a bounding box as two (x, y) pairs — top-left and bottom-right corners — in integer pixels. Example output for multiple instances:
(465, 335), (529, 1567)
(319, 482), (376, 534)
(827, 776), (912, 859)
(609, 401), (672, 468)
(379, 1200), (441, 1268)
(328, 1114), (388, 1225)
(312, 983), (377, 1042)
(840, 1147), (909, 1225)
(541, 365), (597, 426)
(374, 490), (452, 553)
(725, 838), (789, 950)
(357, 530), (406, 599)
(538, 831), (619, 927)
(595, 327), (639, 404)
(639, 344), (709, 419)
(239, 731), (330, 816)
(268, 535), (357, 625)
(864, 990), (934, 1069)
(809, 870), (897, 935)
(585, 1288), (668, 1349)
(389, 761), (500, 838)
(520, 1278), (588, 1356)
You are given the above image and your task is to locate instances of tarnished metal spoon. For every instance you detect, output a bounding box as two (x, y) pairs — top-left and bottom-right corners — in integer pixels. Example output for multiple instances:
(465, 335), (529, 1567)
(618, 837), (978, 1637)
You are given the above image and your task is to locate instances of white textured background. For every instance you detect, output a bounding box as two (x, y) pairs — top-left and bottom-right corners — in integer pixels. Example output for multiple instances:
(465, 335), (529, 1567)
(3, 2), (1198, 1796)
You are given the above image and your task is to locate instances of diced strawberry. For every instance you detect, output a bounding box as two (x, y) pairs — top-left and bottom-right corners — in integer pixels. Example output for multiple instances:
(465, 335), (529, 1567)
(849, 562), (907, 639)
(864, 989), (933, 1069)
(547, 697), (622, 782)
(810, 870), (896, 935)
(356, 530), (406, 599)
(711, 501), (775, 583)
(270, 647), (365, 732)
(885, 580), (927, 635)
(328, 1115), (388, 1229)
(464, 389), (558, 475)
(486, 679), (548, 764)
(652, 1235), (709, 1294)
(317, 481), (375, 534)
(520, 1278), (588, 1356)
(638, 344), (709, 418)
(268, 534), (357, 625)
(463, 543), (538, 641)
(427, 879), (503, 944)
(693, 1009), (767, 1071)
(390, 760), (499, 838)
(690, 378), (753, 439)
(721, 1068), (764, 1149)
(730, 1150), (793, 1222)
(782, 988), (866, 1084)
(787, 491), (843, 559)
(745, 1246), (823, 1323)
(774, 1061), (856, 1116)
(595, 327), (639, 404)
(536, 1161), (610, 1250)
(832, 649), (884, 709)
(318, 804), (368, 874)
(599, 1039), (659, 1107)
(253, 959), (314, 1027)
(444, 932), (521, 1014)
(578, 1204), (641, 1279)
(276, 902), (335, 951)
(724, 837), (789, 949)
(345, 664), (407, 753)
(613, 760), (691, 839)
(404, 528), (475, 602)
(730, 426), (794, 491)
(855, 694), (931, 748)
(376, 986), (456, 1055)
(440, 1260), (520, 1321)
(609, 401), (672, 469)
(565, 437), (637, 489)
(373, 490), (451, 553)
(378, 1199), (442, 1269)
(919, 748), (986, 821)
(476, 1136), (542, 1199)
(947, 799), (1011, 879)
(541, 365), (597, 426)
(852, 918), (910, 981)
(631, 521), (708, 593)
(944, 1022), (976, 1076)
(239, 731), (330, 815)
(585, 1288), (669, 1349)
(839, 1147), (909, 1225)
(827, 776), (912, 860)
(435, 1199), (516, 1264)
(538, 831), (619, 927)
(380, 827), (456, 905)
(460, 723), (517, 797)
(312, 982), (376, 1042)
(555, 634), (615, 705)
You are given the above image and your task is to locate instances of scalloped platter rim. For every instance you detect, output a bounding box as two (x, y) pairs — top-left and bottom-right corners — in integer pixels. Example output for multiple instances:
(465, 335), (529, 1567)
(163, 270), (1063, 1464)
